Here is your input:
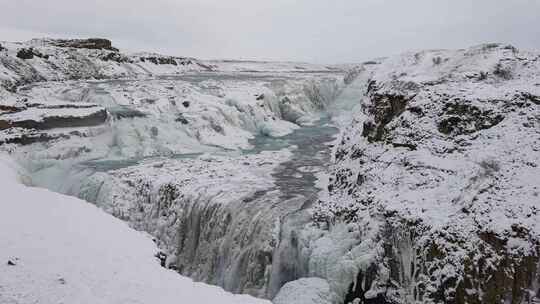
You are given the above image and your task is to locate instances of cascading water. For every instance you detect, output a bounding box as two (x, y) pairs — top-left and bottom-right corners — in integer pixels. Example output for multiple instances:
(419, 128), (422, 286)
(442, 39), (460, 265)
(16, 71), (360, 299)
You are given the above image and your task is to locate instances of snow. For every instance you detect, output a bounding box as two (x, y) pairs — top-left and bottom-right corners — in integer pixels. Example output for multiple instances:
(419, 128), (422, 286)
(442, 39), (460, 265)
(273, 278), (336, 304)
(2, 73), (342, 159)
(0, 154), (270, 304)
(205, 60), (342, 74)
(309, 43), (540, 302)
(10, 36), (540, 303)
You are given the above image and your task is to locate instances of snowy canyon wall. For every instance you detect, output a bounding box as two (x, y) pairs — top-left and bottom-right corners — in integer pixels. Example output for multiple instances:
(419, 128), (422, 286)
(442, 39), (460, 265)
(295, 44), (540, 304)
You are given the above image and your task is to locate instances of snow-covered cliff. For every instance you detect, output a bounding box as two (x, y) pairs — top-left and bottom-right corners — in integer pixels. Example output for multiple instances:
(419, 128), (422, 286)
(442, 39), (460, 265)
(0, 38), (210, 87)
(296, 44), (540, 303)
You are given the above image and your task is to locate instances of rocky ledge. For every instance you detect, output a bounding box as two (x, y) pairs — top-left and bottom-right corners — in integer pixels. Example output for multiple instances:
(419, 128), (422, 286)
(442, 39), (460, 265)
(0, 104), (107, 131)
(0, 100), (107, 145)
(49, 38), (119, 51)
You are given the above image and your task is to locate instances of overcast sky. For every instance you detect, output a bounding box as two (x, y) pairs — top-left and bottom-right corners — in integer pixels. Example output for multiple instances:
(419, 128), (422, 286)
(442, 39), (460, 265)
(1, 0), (539, 63)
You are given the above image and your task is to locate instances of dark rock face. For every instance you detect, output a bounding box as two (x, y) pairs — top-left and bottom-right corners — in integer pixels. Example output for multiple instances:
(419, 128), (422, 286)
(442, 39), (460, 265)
(155, 251), (167, 267)
(344, 264), (395, 304)
(150, 126), (159, 137)
(0, 131), (70, 146)
(438, 102), (504, 135)
(519, 92), (540, 105)
(16, 48), (35, 60)
(0, 106), (107, 131)
(0, 110), (107, 130)
(361, 81), (418, 142)
(175, 114), (189, 124)
(51, 38), (119, 52)
(99, 52), (131, 63)
(108, 106), (146, 120)
(139, 56), (193, 66)
(16, 48), (49, 60)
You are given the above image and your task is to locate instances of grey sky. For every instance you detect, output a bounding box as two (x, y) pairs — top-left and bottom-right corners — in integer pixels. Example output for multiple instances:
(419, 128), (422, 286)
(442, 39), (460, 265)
(1, 0), (539, 63)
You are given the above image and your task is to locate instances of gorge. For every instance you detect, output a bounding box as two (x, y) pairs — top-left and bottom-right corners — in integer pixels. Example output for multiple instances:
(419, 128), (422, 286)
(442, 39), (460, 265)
(1, 39), (539, 304)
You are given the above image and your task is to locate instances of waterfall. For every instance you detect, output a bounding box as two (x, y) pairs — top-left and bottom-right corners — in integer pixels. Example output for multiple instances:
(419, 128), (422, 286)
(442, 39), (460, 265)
(14, 73), (347, 299)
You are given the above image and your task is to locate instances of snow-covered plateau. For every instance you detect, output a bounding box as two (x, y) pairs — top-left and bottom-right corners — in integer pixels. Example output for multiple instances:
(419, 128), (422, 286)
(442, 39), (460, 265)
(1, 38), (539, 304)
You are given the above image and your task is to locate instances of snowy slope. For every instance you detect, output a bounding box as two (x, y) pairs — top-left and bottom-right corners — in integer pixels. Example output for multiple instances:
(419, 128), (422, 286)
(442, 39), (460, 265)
(0, 154), (270, 304)
(0, 38), (210, 88)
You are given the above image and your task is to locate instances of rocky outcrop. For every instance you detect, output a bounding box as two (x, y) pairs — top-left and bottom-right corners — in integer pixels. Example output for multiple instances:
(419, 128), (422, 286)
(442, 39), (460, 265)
(16, 48), (35, 60)
(0, 104), (107, 130)
(0, 106), (107, 130)
(0, 101), (107, 145)
(16, 47), (49, 60)
(99, 52), (131, 63)
(50, 38), (119, 52)
(139, 55), (193, 66)
(0, 128), (81, 145)
(311, 44), (540, 303)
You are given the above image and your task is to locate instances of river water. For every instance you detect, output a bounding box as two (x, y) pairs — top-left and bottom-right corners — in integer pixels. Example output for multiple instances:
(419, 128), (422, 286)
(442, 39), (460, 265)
(24, 71), (353, 298)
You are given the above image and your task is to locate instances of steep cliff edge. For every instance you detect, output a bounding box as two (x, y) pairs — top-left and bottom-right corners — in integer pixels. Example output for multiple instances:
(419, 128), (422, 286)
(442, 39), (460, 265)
(302, 44), (540, 303)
